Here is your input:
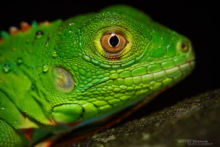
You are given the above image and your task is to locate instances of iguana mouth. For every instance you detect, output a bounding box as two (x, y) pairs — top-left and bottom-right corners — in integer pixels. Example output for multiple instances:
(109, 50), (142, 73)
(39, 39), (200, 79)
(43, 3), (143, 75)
(86, 60), (195, 91)
(150, 60), (195, 82)
(109, 60), (195, 98)
(132, 60), (195, 79)
(131, 60), (195, 90)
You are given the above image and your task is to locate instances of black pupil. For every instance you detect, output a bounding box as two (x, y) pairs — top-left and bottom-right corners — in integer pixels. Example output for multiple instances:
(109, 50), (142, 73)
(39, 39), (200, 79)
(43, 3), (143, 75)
(109, 35), (119, 47)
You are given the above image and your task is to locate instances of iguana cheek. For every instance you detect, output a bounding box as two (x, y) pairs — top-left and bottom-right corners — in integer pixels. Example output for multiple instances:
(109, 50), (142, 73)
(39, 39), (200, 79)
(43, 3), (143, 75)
(53, 67), (74, 92)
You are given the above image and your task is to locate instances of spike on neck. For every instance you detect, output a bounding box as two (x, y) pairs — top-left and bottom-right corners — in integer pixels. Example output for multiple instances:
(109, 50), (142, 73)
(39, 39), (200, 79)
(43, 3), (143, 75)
(0, 20), (50, 44)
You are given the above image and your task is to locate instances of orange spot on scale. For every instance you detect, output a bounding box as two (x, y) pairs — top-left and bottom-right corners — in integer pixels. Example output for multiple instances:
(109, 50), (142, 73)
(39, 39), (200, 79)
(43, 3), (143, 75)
(40, 21), (50, 26)
(21, 111), (28, 119)
(20, 21), (30, 32)
(67, 121), (81, 127)
(9, 26), (19, 35)
(0, 38), (3, 43)
(49, 120), (56, 125)
(21, 128), (33, 142)
(42, 140), (53, 147)
(36, 140), (54, 147)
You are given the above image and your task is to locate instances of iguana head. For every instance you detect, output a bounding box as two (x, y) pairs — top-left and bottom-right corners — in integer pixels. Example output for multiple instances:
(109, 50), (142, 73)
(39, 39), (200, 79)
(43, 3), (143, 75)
(44, 5), (195, 124)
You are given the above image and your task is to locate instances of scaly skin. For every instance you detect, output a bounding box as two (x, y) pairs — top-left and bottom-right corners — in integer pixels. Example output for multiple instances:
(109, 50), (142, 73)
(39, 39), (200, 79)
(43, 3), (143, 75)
(0, 5), (195, 147)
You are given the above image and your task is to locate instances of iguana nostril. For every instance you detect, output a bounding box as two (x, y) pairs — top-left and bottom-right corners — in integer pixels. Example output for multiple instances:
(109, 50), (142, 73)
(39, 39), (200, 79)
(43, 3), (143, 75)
(181, 43), (189, 52)
(176, 38), (191, 53)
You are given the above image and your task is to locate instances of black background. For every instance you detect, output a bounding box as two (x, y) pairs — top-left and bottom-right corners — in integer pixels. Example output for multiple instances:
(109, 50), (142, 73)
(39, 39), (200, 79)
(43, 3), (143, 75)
(0, 0), (219, 119)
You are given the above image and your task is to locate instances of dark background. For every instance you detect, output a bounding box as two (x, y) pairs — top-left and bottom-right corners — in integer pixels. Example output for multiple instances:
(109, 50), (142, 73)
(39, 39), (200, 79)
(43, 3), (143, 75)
(0, 0), (219, 119)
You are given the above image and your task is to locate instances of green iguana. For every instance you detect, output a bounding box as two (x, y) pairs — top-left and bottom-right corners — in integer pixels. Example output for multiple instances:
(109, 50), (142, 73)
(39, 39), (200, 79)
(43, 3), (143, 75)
(0, 5), (195, 147)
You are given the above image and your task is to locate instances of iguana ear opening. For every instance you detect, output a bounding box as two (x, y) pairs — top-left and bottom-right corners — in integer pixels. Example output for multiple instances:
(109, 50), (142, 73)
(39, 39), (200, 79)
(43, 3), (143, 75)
(53, 67), (74, 92)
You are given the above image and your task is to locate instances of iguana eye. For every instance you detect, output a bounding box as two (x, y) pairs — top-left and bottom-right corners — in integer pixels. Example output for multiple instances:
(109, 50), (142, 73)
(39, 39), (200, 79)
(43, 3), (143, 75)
(94, 27), (132, 60)
(101, 32), (127, 56)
